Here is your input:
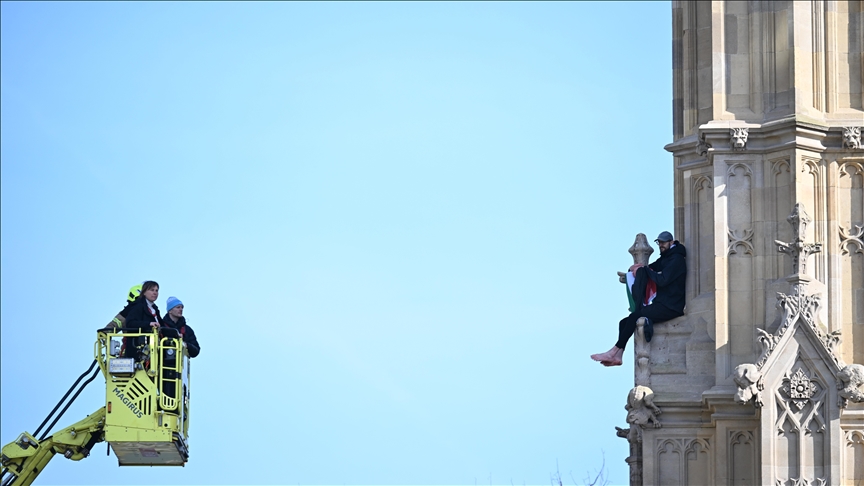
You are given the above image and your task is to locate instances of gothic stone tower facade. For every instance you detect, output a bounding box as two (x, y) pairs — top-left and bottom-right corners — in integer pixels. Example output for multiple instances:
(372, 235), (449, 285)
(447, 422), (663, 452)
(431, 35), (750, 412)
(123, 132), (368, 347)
(622, 1), (864, 484)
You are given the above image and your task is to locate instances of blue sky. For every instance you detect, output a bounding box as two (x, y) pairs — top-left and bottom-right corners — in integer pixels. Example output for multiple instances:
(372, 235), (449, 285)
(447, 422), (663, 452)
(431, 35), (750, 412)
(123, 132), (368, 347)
(1, 2), (672, 484)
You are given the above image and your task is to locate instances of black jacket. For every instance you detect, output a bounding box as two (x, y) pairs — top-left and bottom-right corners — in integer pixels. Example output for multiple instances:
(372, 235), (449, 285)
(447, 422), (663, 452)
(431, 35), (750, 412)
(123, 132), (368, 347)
(163, 314), (201, 358)
(124, 298), (165, 332)
(119, 300), (134, 319)
(645, 241), (687, 314)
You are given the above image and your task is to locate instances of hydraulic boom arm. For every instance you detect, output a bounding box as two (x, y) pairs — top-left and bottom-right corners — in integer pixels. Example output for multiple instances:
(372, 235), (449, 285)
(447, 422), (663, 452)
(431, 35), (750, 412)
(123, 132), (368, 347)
(1, 408), (106, 486)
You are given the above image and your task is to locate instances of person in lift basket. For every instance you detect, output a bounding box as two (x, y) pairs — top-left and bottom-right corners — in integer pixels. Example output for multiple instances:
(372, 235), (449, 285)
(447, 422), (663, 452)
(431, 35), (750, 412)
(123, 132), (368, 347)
(162, 296), (200, 358)
(123, 280), (164, 359)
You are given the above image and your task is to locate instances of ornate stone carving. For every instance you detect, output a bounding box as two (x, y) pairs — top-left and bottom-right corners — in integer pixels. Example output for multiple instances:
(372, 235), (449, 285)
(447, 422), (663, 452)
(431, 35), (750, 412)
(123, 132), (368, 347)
(775, 203), (822, 275)
(626, 386), (662, 438)
(843, 126), (862, 149)
(696, 132), (712, 156)
(727, 162), (753, 177)
(619, 234), (653, 283)
(653, 438), (711, 484)
(755, 285), (814, 367)
(730, 128), (749, 150)
(771, 157), (791, 176)
(777, 368), (825, 426)
(756, 327), (780, 367)
(838, 364), (864, 408)
(825, 330), (843, 357)
(776, 285), (822, 338)
(763, 364), (839, 485)
(733, 363), (764, 407)
(753, 277), (841, 372)
(846, 430), (864, 446)
(784, 477), (828, 486)
(839, 224), (864, 255)
(779, 291), (843, 366)
(620, 385), (661, 486)
(775, 365), (828, 486)
(727, 228), (754, 255)
(628, 233), (654, 267)
(783, 369), (817, 410)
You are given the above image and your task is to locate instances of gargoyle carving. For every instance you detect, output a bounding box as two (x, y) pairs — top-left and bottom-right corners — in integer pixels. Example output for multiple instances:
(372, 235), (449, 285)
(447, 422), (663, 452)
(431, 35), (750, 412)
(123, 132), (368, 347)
(619, 386), (657, 486)
(838, 364), (864, 408)
(843, 126), (862, 149)
(730, 128), (749, 151)
(733, 363), (764, 408)
(626, 385), (662, 436)
(697, 132), (712, 156)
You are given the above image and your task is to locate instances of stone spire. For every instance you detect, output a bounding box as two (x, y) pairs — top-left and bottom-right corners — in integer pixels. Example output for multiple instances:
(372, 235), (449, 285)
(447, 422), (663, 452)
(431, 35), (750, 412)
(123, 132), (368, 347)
(624, 2), (864, 484)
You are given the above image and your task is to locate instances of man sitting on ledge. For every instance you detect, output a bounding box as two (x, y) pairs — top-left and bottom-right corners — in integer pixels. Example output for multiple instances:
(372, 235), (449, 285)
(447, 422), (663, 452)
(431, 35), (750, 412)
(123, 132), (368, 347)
(591, 231), (687, 367)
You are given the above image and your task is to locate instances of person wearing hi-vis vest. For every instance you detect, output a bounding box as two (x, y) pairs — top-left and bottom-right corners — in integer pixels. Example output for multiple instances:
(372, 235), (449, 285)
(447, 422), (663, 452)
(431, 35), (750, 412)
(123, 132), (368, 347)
(590, 231), (687, 367)
(106, 283), (143, 329)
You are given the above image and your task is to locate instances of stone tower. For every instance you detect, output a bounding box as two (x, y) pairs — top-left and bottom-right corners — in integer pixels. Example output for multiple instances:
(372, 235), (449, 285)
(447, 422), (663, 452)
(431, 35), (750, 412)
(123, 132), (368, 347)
(621, 2), (864, 484)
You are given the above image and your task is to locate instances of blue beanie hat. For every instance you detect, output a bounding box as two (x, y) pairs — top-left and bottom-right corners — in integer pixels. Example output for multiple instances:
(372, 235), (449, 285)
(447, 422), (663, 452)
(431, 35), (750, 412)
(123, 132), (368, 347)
(166, 296), (183, 311)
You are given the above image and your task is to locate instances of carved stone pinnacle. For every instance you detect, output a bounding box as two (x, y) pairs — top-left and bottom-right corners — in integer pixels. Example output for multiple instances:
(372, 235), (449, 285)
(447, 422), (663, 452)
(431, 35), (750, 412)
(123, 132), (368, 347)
(628, 233), (654, 267)
(775, 203), (822, 275)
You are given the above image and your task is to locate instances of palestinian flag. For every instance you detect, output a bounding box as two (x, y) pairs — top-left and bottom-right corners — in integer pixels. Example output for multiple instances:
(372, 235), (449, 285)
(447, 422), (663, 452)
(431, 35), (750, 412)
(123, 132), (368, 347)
(626, 269), (657, 312)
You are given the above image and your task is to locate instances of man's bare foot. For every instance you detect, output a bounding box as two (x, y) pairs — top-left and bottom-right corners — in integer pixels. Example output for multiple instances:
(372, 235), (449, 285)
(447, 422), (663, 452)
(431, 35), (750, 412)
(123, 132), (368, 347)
(591, 347), (623, 364)
(590, 349), (615, 362)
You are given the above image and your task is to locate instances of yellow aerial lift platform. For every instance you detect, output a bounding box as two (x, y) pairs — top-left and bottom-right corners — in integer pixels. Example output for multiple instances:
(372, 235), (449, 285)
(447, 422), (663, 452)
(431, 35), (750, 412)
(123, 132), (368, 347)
(1, 326), (191, 486)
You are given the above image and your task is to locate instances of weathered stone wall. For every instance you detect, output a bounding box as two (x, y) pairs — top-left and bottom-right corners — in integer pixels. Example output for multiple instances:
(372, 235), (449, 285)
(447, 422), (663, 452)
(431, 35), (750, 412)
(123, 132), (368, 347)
(622, 2), (864, 484)
(671, 1), (863, 138)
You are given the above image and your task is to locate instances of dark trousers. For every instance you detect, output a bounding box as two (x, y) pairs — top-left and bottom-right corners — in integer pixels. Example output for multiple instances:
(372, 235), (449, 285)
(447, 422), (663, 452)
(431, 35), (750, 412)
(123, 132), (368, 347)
(616, 267), (681, 349)
(615, 304), (682, 350)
